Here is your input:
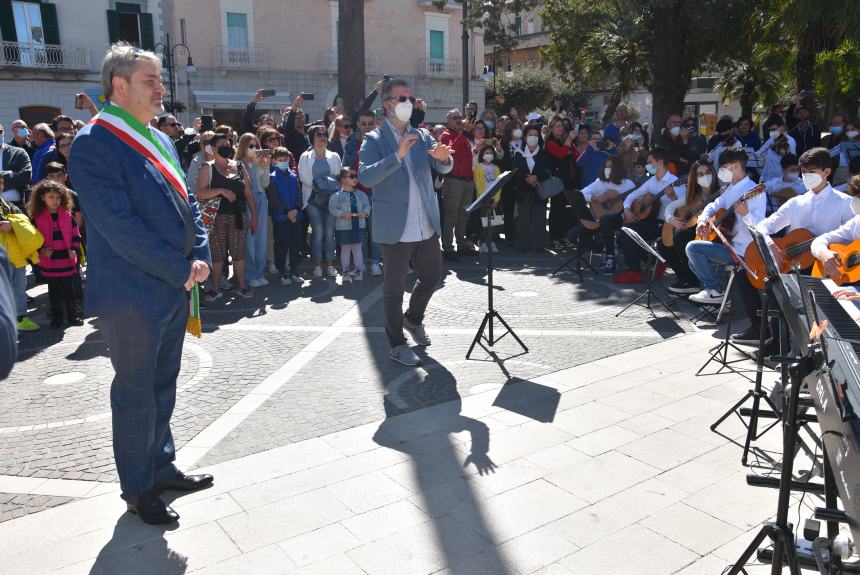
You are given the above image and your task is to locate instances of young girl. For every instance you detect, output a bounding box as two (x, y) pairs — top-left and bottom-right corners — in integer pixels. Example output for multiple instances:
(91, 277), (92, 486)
(28, 180), (83, 328)
(329, 167), (370, 283)
(473, 144), (501, 253)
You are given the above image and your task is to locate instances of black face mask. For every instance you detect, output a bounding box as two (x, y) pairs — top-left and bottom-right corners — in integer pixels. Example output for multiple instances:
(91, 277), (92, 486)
(216, 146), (233, 159)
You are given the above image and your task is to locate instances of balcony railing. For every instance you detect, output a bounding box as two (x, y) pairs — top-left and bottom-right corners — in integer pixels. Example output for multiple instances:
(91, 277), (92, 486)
(419, 57), (460, 78)
(320, 51), (379, 75)
(215, 46), (268, 69)
(0, 41), (90, 70)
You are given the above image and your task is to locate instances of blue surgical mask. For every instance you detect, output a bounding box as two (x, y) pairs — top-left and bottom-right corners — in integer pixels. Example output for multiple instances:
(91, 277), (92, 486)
(645, 163), (656, 175)
(830, 125), (843, 135)
(275, 161), (291, 172)
(484, 120), (495, 130)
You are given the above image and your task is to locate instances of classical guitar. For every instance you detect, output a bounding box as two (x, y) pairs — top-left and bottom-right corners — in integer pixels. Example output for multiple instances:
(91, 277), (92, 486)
(629, 180), (684, 222)
(581, 185), (640, 231)
(661, 191), (720, 247)
(744, 228), (816, 289)
(695, 182), (767, 241)
(811, 238), (860, 286)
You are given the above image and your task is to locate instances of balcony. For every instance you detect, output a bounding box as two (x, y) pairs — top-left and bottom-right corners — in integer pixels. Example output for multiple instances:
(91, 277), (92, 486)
(0, 41), (90, 71)
(419, 58), (460, 79)
(319, 51), (379, 75)
(215, 46), (268, 70)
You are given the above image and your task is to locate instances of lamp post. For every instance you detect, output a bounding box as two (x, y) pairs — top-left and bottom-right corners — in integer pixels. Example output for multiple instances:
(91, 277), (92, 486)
(461, 0), (469, 112)
(154, 33), (195, 115)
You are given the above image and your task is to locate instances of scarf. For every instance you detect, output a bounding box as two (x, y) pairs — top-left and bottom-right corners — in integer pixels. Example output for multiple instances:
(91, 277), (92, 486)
(521, 144), (539, 172)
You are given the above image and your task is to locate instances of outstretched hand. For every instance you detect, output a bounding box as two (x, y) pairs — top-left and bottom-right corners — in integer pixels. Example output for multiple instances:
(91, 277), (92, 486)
(463, 452), (497, 476)
(429, 143), (453, 162)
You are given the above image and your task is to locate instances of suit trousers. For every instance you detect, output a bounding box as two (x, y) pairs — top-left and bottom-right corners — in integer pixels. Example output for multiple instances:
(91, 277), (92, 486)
(381, 235), (443, 347)
(101, 294), (187, 500)
(441, 178), (474, 252)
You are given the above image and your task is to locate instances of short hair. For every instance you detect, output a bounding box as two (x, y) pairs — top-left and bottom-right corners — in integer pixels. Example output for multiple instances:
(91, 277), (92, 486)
(338, 166), (355, 180)
(307, 124), (327, 141)
(381, 78), (410, 102)
(272, 146), (290, 159)
(100, 42), (161, 100)
(214, 124), (233, 135)
(51, 115), (73, 131)
(648, 146), (670, 165)
(356, 108), (375, 120)
(718, 147), (748, 167)
(765, 116), (785, 129)
(798, 147), (833, 172)
(446, 108), (461, 120)
(780, 153), (799, 170)
(846, 175), (860, 198)
(33, 123), (54, 139)
(156, 115), (174, 128)
(257, 127), (281, 144)
(43, 161), (67, 176)
(736, 116), (753, 127)
(716, 118), (734, 133)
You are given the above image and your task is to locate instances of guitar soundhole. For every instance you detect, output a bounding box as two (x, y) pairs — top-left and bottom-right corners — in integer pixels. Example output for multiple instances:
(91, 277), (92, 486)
(847, 252), (860, 271)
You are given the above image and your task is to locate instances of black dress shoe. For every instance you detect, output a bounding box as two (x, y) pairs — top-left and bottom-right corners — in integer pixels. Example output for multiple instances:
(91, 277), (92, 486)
(126, 491), (179, 525)
(154, 472), (214, 494)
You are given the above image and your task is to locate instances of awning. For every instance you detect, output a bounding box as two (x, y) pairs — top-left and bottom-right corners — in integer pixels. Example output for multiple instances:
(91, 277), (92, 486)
(192, 90), (294, 110)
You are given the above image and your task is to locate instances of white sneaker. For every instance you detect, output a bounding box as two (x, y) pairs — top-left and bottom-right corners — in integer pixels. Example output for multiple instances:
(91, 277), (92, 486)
(312, 266), (323, 277)
(327, 265), (338, 277)
(490, 242), (498, 253)
(355, 271), (363, 281)
(268, 263), (278, 274)
(280, 275), (292, 285)
(248, 278), (264, 288)
(371, 263), (383, 276)
(343, 273), (352, 284)
(689, 289), (725, 305)
(257, 277), (269, 287)
(480, 243), (488, 254)
(291, 274), (303, 284)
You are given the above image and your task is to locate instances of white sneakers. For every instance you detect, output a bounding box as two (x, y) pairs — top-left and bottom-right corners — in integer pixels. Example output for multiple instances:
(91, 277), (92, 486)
(371, 263), (383, 276)
(248, 278), (269, 288)
(689, 289), (725, 305)
(312, 266), (323, 277)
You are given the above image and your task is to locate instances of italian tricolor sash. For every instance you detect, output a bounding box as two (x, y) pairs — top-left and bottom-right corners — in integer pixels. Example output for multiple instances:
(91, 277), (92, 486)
(88, 104), (189, 203)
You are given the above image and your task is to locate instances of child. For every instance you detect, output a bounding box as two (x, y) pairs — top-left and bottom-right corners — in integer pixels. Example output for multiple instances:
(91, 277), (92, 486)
(266, 147), (304, 285)
(28, 180), (83, 328)
(329, 167), (370, 283)
(472, 144), (501, 253)
(42, 162), (85, 313)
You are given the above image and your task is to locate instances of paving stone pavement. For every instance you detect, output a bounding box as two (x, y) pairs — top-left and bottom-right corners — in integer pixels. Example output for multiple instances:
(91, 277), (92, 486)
(0, 492), (76, 522)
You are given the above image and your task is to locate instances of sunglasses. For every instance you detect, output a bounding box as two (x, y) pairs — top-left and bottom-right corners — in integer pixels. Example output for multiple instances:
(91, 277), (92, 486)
(168, 122), (182, 128)
(266, 137), (281, 142)
(346, 172), (357, 178)
(248, 144), (258, 149)
(388, 95), (416, 104)
(358, 121), (373, 127)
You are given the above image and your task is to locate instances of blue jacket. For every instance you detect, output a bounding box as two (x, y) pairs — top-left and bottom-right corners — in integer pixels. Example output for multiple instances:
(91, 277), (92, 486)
(577, 146), (609, 188)
(358, 121), (452, 244)
(31, 139), (54, 184)
(68, 122), (211, 318)
(267, 167), (303, 223)
(329, 189), (370, 231)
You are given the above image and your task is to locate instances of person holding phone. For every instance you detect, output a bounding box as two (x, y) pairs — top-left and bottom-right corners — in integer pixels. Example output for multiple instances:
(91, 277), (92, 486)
(236, 133), (271, 288)
(279, 94), (311, 167)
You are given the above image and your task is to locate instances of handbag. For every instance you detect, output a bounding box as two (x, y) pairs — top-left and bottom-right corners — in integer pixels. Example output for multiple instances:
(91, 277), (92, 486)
(311, 174), (339, 208)
(197, 164), (221, 230)
(537, 175), (565, 201)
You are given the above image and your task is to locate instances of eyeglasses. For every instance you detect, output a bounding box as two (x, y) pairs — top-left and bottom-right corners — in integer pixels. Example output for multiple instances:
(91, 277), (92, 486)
(248, 144), (258, 149)
(387, 95), (416, 104)
(346, 173), (357, 178)
(266, 137), (280, 142)
(358, 122), (373, 127)
(168, 122), (182, 128)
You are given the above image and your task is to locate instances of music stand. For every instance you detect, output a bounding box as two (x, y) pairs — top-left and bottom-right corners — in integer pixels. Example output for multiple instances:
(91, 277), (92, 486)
(465, 170), (529, 360)
(615, 227), (679, 319)
(551, 190), (599, 281)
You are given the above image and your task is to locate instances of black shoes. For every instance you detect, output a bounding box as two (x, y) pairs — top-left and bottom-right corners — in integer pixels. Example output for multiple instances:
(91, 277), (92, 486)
(442, 250), (459, 261)
(731, 325), (771, 347)
(153, 472), (214, 494)
(50, 310), (63, 329)
(126, 491), (179, 525)
(667, 281), (702, 295)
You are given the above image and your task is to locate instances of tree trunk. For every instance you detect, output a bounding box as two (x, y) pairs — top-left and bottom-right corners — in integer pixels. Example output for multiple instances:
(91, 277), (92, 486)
(601, 89), (622, 125)
(795, 35), (815, 93)
(649, 0), (687, 130)
(740, 81), (755, 119)
(338, 0), (365, 116)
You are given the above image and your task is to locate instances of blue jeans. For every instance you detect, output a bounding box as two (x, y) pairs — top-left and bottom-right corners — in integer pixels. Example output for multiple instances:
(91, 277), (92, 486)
(245, 192), (269, 283)
(305, 203), (336, 263)
(685, 240), (734, 291)
(12, 265), (26, 318)
(364, 203), (382, 264)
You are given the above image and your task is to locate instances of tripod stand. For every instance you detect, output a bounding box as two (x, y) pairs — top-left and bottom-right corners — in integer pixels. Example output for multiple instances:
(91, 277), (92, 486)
(615, 227), (680, 320)
(551, 190), (599, 281)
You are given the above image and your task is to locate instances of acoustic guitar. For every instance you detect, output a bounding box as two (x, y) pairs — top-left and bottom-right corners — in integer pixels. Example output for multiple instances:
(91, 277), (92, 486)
(628, 180), (685, 222)
(661, 191), (720, 247)
(581, 186), (640, 231)
(743, 228), (816, 289)
(696, 182), (767, 241)
(811, 238), (860, 286)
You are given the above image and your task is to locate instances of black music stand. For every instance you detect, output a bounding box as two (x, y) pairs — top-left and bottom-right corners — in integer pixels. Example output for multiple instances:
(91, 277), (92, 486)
(615, 227), (680, 319)
(551, 190), (599, 281)
(465, 170), (529, 360)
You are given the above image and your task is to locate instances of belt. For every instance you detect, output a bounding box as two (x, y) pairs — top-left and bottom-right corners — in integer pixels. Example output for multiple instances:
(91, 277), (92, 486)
(445, 174), (472, 182)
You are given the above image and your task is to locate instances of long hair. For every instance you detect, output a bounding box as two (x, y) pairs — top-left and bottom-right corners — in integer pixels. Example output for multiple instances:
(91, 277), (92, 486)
(685, 160), (719, 204)
(329, 114), (352, 143)
(28, 179), (74, 216)
(234, 132), (260, 162)
(600, 156), (626, 185)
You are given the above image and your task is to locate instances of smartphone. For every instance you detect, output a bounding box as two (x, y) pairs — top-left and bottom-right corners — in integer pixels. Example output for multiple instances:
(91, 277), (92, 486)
(484, 139), (494, 146)
(301, 92), (315, 101)
(75, 94), (84, 110)
(260, 88), (276, 98)
(255, 149), (270, 158)
(374, 108), (384, 120)
(201, 114), (214, 132)
(383, 74), (392, 82)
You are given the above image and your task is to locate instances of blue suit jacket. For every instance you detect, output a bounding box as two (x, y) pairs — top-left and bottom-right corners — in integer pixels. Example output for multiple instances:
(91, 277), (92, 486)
(68, 123), (211, 318)
(358, 122), (452, 244)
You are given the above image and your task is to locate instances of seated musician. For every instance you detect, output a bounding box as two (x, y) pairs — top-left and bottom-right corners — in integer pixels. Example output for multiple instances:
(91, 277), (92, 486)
(578, 156), (636, 273)
(834, 157), (860, 193)
(686, 148), (766, 338)
(763, 154), (805, 213)
(613, 147), (681, 283)
(663, 160), (721, 294)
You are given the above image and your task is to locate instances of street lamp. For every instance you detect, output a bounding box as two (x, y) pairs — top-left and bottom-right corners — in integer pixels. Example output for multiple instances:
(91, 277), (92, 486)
(154, 33), (194, 116)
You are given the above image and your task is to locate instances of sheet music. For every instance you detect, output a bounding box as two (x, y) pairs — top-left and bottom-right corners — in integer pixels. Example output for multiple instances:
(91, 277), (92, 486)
(821, 278), (860, 327)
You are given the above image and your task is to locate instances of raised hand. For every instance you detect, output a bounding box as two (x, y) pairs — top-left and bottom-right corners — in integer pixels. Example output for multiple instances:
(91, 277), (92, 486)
(429, 143), (453, 162)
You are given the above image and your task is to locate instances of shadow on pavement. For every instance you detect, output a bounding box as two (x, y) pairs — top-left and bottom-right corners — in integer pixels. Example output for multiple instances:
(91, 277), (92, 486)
(87, 513), (185, 574)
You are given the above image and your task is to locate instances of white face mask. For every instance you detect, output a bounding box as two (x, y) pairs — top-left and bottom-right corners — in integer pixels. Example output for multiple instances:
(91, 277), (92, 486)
(769, 130), (779, 140)
(697, 174), (713, 189)
(802, 172), (824, 191)
(526, 135), (539, 147)
(629, 133), (642, 141)
(482, 153), (495, 163)
(785, 172), (799, 182)
(848, 130), (860, 140)
(204, 144), (214, 156)
(512, 128), (523, 139)
(670, 126), (681, 137)
(393, 101), (413, 122)
(718, 166), (734, 183)
(603, 167), (612, 179)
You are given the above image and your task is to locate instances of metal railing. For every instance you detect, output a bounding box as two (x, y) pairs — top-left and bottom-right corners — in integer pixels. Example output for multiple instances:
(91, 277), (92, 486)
(419, 57), (460, 78)
(0, 41), (90, 70)
(320, 51), (379, 75)
(215, 46), (268, 69)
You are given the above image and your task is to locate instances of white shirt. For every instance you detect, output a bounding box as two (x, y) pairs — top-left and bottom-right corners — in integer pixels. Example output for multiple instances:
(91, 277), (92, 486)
(581, 177), (635, 202)
(757, 185), (854, 247)
(698, 176), (765, 254)
(812, 214), (860, 259)
(623, 171), (678, 212)
(386, 119), (435, 243)
(756, 134), (798, 182)
(763, 176), (806, 212)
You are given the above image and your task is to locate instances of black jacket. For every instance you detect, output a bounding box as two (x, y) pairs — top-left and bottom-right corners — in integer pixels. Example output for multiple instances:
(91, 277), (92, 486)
(8, 138), (35, 159)
(1, 144), (32, 198)
(512, 147), (551, 202)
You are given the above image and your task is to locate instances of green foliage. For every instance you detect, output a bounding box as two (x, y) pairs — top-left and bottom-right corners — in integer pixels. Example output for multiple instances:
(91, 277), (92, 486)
(432, 0), (543, 53)
(488, 67), (554, 114)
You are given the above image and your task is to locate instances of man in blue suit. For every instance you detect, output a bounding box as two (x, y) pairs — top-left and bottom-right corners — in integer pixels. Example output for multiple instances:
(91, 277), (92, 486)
(359, 79), (453, 366)
(69, 43), (213, 525)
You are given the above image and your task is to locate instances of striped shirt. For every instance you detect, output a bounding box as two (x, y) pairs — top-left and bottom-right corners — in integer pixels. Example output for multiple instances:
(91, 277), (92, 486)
(40, 211), (81, 278)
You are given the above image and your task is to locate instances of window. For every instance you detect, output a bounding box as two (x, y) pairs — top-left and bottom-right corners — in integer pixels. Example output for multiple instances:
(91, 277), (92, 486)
(19, 105), (60, 127)
(527, 20), (534, 34)
(226, 12), (248, 48)
(12, 2), (43, 45)
(107, 4), (154, 50)
(179, 18), (186, 44)
(514, 16), (521, 35)
(429, 30), (444, 60)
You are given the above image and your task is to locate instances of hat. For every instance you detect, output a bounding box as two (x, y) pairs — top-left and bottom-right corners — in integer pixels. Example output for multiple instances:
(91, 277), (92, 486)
(527, 112), (541, 121)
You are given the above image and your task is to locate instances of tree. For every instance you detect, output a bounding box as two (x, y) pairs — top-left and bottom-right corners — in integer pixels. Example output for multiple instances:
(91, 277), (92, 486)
(431, 1), (543, 54)
(490, 67), (554, 114)
(338, 0), (365, 116)
(715, 60), (784, 119)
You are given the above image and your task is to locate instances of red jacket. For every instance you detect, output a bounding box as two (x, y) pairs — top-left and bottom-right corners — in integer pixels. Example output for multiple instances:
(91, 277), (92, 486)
(439, 129), (474, 181)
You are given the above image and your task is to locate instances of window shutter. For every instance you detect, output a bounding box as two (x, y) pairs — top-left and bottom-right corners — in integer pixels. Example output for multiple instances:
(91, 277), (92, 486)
(40, 3), (60, 45)
(0, 0), (17, 42)
(107, 9), (119, 44)
(139, 12), (154, 50)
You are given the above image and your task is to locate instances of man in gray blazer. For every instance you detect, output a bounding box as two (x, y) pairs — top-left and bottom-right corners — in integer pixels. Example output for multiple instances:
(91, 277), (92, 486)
(358, 79), (453, 366)
(0, 128), (32, 206)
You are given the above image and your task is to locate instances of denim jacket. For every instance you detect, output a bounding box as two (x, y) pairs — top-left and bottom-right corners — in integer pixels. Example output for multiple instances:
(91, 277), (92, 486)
(329, 189), (370, 231)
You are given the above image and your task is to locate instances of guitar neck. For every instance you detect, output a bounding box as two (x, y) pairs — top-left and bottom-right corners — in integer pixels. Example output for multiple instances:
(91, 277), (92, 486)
(711, 183), (766, 227)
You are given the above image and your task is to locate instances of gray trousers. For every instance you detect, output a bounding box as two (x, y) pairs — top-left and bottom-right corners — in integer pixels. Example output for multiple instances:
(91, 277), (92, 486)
(517, 194), (547, 250)
(441, 178), (474, 252)
(381, 234), (443, 347)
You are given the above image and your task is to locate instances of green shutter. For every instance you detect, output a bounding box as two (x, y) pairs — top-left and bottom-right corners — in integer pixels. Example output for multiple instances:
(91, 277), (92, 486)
(139, 12), (154, 50)
(107, 9), (119, 44)
(0, 0), (16, 42)
(116, 2), (141, 13)
(40, 2), (59, 45)
(429, 30), (444, 59)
